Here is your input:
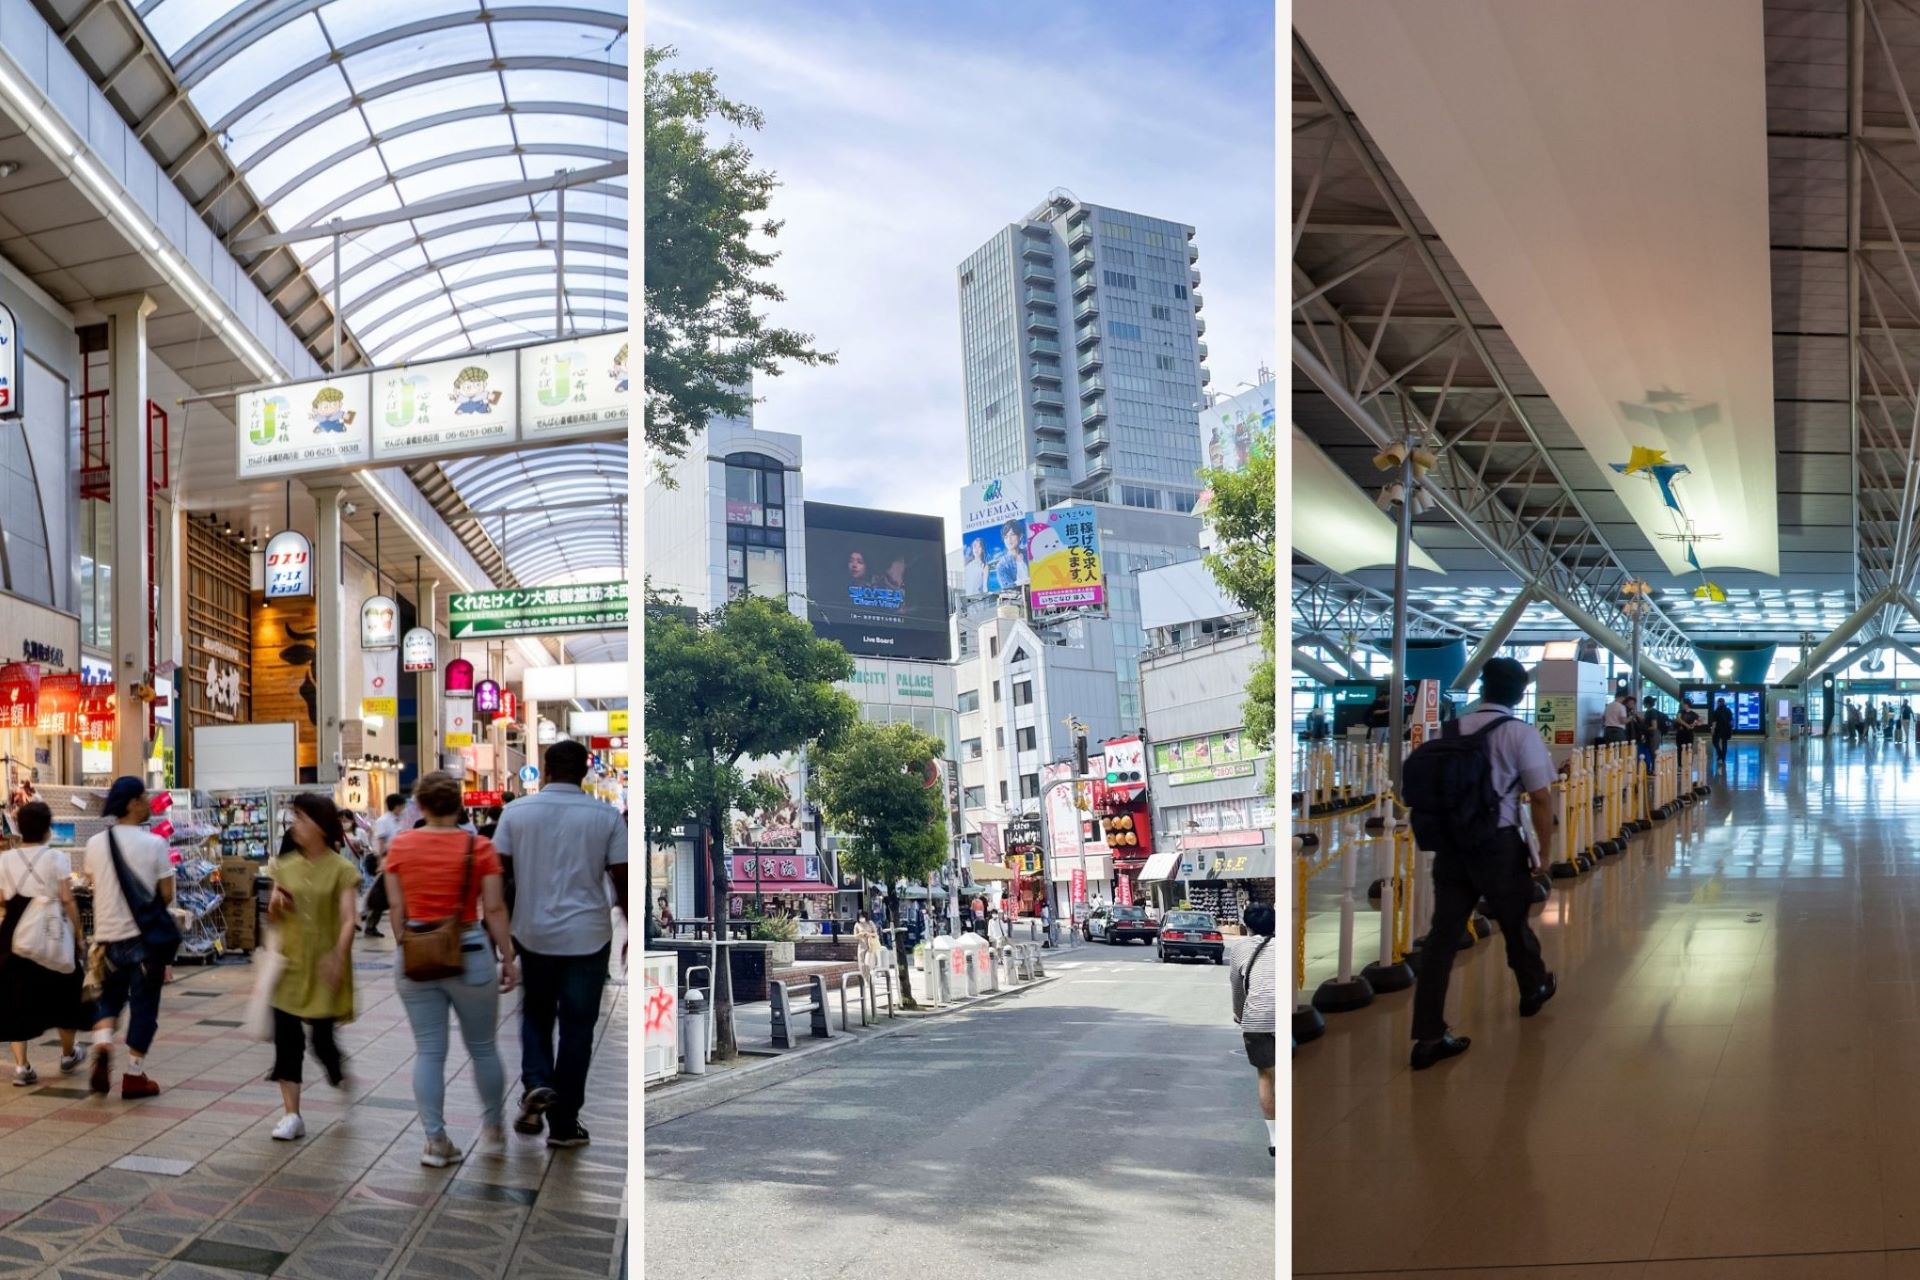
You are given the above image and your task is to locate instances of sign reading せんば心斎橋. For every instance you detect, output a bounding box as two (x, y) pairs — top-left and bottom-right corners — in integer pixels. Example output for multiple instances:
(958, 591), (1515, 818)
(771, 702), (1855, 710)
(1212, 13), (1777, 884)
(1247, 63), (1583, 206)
(449, 580), (629, 638)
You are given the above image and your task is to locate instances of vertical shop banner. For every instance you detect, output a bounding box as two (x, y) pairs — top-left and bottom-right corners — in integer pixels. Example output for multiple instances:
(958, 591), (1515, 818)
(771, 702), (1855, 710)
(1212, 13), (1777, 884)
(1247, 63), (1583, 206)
(1070, 867), (1087, 905)
(79, 688), (114, 741)
(474, 680), (501, 717)
(444, 659), (474, 696)
(401, 627), (436, 672)
(444, 700), (474, 749)
(371, 352), (518, 461)
(1025, 507), (1105, 611)
(262, 531), (313, 598)
(0, 302), (19, 417)
(0, 662), (38, 729)
(1116, 876), (1133, 907)
(35, 673), (80, 735)
(360, 649), (398, 718)
(236, 375), (373, 478)
(359, 596), (399, 650)
(519, 330), (629, 442)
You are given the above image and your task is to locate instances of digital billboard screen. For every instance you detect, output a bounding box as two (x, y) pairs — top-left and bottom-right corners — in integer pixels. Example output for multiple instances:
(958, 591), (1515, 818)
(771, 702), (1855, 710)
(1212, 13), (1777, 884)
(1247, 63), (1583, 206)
(804, 502), (951, 661)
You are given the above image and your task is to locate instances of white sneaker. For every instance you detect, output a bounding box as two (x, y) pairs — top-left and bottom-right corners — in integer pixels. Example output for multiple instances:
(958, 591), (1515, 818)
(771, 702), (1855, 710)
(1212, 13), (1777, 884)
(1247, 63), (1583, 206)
(11, 1066), (34, 1088)
(57, 1050), (83, 1075)
(476, 1125), (506, 1159)
(420, 1134), (463, 1168)
(271, 1113), (305, 1142)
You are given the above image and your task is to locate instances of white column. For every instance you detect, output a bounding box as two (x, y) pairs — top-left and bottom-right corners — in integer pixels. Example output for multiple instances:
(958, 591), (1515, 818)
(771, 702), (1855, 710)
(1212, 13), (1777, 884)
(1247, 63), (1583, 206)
(524, 696), (539, 790)
(103, 294), (155, 779)
(311, 485), (343, 783)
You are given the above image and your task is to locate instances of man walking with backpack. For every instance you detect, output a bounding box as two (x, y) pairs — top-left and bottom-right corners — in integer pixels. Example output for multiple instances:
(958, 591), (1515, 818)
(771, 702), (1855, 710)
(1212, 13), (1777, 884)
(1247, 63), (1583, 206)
(1400, 658), (1556, 1071)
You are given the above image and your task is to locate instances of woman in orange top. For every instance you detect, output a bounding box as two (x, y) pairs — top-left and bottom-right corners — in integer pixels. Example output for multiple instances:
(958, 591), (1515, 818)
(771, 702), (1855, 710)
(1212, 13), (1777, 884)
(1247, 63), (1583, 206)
(383, 771), (517, 1169)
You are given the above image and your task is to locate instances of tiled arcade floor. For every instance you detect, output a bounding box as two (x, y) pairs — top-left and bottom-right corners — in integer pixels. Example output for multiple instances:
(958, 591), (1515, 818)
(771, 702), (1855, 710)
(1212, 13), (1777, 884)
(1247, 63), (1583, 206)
(0, 931), (627, 1280)
(1294, 736), (1920, 1278)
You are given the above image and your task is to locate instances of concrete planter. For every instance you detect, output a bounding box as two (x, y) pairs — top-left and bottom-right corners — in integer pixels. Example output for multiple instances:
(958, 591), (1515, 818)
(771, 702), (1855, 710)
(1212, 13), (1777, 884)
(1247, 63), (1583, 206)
(766, 941), (796, 966)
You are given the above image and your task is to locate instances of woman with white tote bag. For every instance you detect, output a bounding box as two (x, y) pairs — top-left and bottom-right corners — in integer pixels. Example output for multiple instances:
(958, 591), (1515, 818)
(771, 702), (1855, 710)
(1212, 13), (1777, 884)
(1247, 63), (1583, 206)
(0, 802), (88, 1085)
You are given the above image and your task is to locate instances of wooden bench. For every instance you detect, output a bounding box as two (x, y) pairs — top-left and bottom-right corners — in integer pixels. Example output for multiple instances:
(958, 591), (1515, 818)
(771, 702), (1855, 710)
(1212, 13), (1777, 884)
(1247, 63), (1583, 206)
(768, 974), (832, 1049)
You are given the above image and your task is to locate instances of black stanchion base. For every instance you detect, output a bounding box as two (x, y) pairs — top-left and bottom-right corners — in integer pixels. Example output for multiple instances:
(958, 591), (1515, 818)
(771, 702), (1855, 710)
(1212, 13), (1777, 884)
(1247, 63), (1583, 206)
(1294, 1005), (1326, 1045)
(1550, 860), (1579, 879)
(1576, 852), (1594, 871)
(1631, 819), (1652, 833)
(1294, 831), (1320, 849)
(1469, 913), (1493, 941)
(1313, 975), (1375, 1013)
(1363, 815), (1386, 831)
(1367, 877), (1383, 904)
(1362, 959), (1415, 993)
(1529, 875), (1551, 905)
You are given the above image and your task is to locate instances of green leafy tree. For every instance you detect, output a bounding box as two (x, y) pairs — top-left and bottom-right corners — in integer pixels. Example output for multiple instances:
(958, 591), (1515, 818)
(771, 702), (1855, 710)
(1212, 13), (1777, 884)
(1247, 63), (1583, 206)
(644, 593), (856, 1057)
(644, 45), (834, 473)
(811, 721), (950, 1011)
(1199, 426), (1277, 753)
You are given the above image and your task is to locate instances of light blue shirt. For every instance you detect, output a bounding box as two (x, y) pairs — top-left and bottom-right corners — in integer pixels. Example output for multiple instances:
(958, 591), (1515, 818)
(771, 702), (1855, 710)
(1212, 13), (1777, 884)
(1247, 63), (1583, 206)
(1458, 702), (1557, 831)
(492, 784), (627, 956)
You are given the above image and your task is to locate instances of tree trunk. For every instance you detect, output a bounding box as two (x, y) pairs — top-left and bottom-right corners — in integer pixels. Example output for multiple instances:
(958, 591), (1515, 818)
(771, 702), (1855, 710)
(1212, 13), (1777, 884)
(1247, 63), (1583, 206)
(887, 885), (918, 1011)
(707, 813), (738, 1059)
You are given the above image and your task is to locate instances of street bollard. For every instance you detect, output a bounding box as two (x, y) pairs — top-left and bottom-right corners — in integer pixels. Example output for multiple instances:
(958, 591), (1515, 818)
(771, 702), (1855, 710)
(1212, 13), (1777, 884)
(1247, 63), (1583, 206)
(1313, 840), (1374, 1013)
(1361, 813), (1414, 993)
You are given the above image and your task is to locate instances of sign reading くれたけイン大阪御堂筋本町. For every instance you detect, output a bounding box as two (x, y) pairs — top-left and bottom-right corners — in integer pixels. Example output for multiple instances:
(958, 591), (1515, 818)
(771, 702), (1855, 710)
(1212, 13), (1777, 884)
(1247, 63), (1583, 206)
(449, 581), (629, 638)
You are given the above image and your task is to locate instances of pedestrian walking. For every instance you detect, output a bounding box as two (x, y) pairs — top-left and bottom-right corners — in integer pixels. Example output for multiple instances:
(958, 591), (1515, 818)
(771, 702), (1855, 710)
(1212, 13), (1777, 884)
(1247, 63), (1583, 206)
(0, 801), (86, 1085)
(1041, 901), (1054, 948)
(266, 794), (361, 1142)
(1711, 699), (1734, 766)
(1229, 903), (1276, 1156)
(493, 742), (628, 1149)
(83, 777), (177, 1098)
(1602, 689), (1633, 744)
(383, 771), (518, 1167)
(362, 793), (403, 938)
(1636, 702), (1660, 773)
(1401, 658), (1556, 1071)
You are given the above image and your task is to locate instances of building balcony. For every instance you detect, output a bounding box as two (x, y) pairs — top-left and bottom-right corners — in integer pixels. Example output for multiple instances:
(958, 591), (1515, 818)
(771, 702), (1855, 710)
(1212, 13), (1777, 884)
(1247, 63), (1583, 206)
(1084, 426), (1111, 453)
(1022, 238), (1054, 261)
(1074, 297), (1099, 323)
(1021, 220), (1050, 240)
(1188, 242), (1199, 263)
(1073, 270), (1098, 299)
(1034, 413), (1067, 435)
(1086, 455), (1113, 480)
(1190, 268), (1201, 288)
(1024, 287), (1058, 310)
(1200, 367), (1211, 386)
(1195, 315), (1206, 336)
(1066, 203), (1090, 226)
(1033, 386), (1065, 409)
(1075, 323), (1101, 350)
(1068, 220), (1093, 249)
(1026, 309), (1059, 334)
(1082, 397), (1108, 427)
(1071, 247), (1095, 274)
(1196, 340), (1207, 362)
(1030, 362), (1063, 385)
(1023, 262), (1053, 287)
(1192, 291), (1204, 313)
(1079, 375), (1106, 400)
(1078, 345), (1103, 375)
(1029, 336), (1062, 357)
(1036, 440), (1068, 464)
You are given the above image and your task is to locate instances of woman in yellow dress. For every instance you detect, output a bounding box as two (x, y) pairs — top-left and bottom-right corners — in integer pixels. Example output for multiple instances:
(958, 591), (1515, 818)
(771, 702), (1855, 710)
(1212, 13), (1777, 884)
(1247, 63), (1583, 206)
(265, 793), (361, 1142)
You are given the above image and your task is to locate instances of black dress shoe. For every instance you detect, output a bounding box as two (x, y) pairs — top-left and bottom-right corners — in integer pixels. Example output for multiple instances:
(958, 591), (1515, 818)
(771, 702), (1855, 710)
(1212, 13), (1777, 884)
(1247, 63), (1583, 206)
(1520, 974), (1558, 1018)
(1410, 1034), (1471, 1071)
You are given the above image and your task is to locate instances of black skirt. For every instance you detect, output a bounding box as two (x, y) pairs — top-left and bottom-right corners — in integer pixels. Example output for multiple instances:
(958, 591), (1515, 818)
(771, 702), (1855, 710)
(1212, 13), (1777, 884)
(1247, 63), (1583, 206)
(0, 897), (87, 1041)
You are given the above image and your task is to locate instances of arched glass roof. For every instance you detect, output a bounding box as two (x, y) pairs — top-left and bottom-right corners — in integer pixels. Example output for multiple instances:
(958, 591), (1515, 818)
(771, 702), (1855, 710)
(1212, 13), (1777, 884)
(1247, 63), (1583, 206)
(441, 443), (626, 587)
(135, 0), (629, 363)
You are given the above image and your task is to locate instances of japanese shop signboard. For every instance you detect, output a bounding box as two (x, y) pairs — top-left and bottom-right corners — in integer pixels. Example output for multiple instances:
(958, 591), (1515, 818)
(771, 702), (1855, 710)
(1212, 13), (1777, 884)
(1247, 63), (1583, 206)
(401, 627), (436, 672)
(359, 596), (399, 650)
(0, 663), (38, 729)
(371, 352), (518, 461)
(1025, 506), (1105, 612)
(518, 330), (629, 442)
(474, 680), (501, 716)
(236, 374), (373, 478)
(361, 650), (398, 718)
(449, 580), (628, 639)
(444, 700), (473, 749)
(262, 530), (313, 598)
(78, 687), (114, 741)
(0, 302), (20, 418)
(444, 658), (474, 697)
(34, 673), (80, 735)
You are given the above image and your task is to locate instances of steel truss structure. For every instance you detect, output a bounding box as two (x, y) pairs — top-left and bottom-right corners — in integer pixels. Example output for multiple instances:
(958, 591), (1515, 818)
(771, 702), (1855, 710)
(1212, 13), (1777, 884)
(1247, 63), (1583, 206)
(1291, 569), (1471, 654)
(1291, 34), (1695, 677)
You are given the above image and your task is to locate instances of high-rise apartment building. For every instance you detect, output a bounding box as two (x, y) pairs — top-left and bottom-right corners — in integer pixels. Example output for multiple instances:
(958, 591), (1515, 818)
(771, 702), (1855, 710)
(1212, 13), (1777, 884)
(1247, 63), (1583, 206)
(958, 191), (1210, 513)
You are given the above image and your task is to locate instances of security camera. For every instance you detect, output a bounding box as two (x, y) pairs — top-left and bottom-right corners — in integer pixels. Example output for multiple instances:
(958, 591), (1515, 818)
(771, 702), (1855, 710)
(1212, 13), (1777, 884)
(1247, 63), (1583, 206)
(342, 501), (359, 517)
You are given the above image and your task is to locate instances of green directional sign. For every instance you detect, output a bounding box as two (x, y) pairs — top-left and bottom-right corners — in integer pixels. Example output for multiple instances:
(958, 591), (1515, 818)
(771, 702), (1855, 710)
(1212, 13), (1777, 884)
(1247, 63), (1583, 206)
(449, 580), (629, 638)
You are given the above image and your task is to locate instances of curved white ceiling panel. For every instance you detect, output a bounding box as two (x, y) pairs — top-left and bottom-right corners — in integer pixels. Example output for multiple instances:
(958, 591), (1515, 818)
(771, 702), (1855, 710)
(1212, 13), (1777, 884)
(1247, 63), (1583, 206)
(1296, 0), (1779, 576)
(1292, 427), (1445, 576)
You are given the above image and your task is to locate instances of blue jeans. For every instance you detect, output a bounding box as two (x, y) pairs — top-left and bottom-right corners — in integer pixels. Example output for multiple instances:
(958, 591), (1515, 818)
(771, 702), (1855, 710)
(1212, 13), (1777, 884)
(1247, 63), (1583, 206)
(516, 943), (609, 1128)
(394, 928), (504, 1139)
(95, 939), (161, 1055)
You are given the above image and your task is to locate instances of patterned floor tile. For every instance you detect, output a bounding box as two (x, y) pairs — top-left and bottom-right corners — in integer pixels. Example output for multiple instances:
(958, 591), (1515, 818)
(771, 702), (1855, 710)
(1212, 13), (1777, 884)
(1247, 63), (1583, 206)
(172, 1237), (289, 1274)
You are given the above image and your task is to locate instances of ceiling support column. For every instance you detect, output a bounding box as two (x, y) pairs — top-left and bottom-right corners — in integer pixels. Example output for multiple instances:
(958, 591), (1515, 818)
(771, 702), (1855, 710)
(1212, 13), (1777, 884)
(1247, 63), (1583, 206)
(102, 293), (155, 781)
(1779, 586), (1896, 686)
(1451, 587), (1537, 692)
(1293, 648), (1345, 687)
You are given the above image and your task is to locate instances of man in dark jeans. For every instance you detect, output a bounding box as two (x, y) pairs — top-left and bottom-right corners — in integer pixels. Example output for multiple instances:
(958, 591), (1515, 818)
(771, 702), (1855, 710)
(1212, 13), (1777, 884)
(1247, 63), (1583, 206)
(1409, 658), (1556, 1071)
(493, 742), (627, 1148)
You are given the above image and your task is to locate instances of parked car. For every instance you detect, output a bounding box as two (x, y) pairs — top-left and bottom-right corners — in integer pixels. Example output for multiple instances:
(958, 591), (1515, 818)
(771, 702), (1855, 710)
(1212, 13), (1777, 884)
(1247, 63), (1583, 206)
(1082, 906), (1110, 942)
(1158, 910), (1225, 964)
(1103, 905), (1158, 945)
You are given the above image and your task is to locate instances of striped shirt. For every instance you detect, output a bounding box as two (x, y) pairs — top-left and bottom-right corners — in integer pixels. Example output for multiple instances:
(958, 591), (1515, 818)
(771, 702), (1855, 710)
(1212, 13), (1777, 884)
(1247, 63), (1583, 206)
(1229, 934), (1277, 1034)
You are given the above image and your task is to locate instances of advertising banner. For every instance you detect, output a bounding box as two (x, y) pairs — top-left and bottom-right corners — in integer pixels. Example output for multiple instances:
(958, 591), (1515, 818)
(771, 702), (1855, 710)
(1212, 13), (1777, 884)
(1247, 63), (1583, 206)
(1042, 761), (1080, 856)
(79, 687), (114, 741)
(262, 530), (313, 598)
(1025, 506), (1104, 611)
(449, 580), (628, 639)
(360, 649), (398, 718)
(519, 330), (629, 442)
(360, 596), (399, 650)
(1200, 382), (1275, 476)
(1152, 730), (1258, 786)
(444, 659), (474, 697)
(0, 303), (19, 417)
(1070, 867), (1087, 905)
(1102, 736), (1146, 801)
(727, 853), (827, 890)
(371, 351), (518, 461)
(35, 673), (80, 735)
(401, 627), (435, 672)
(474, 680), (501, 716)
(0, 663), (37, 729)
(1116, 875), (1133, 907)
(237, 374), (373, 478)
(803, 502), (951, 661)
(444, 700), (474, 749)
(959, 520), (1031, 597)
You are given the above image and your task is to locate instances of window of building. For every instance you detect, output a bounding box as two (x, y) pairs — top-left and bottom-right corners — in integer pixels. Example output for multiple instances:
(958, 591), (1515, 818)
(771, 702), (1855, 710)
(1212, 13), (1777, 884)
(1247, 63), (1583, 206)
(996, 727), (1005, 748)
(724, 453), (789, 601)
(1020, 773), (1040, 799)
(963, 786), (985, 808)
(1017, 727), (1036, 751)
(1174, 284), (1187, 299)
(992, 681), (1002, 703)
(1151, 304), (1170, 321)
(1107, 320), (1142, 340)
(962, 737), (982, 760)
(999, 781), (1009, 803)
(959, 690), (980, 713)
(1014, 682), (1033, 706)
(989, 635), (998, 657)
(1102, 270), (1137, 290)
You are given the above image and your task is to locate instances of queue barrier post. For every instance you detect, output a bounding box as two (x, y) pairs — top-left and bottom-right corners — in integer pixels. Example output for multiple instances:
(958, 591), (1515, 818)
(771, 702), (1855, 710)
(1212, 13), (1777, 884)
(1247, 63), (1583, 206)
(1293, 854), (1327, 1045)
(1361, 812), (1414, 993)
(1313, 837), (1375, 1014)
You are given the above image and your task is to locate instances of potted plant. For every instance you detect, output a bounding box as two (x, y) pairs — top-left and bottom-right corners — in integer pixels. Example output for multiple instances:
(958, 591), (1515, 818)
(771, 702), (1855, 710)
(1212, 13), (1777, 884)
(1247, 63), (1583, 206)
(748, 911), (799, 965)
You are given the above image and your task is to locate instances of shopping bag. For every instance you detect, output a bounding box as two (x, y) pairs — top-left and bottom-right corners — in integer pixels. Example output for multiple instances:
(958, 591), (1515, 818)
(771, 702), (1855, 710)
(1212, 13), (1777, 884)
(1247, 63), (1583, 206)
(243, 934), (285, 1042)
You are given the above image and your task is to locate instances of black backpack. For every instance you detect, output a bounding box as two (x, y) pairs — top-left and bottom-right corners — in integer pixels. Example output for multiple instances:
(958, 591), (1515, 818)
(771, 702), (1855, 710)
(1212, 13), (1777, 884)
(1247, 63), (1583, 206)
(1399, 713), (1511, 856)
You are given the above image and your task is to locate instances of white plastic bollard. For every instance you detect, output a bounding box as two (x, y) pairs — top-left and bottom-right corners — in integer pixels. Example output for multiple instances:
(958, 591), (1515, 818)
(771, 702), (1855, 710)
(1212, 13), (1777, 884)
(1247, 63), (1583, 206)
(1312, 844), (1372, 1012)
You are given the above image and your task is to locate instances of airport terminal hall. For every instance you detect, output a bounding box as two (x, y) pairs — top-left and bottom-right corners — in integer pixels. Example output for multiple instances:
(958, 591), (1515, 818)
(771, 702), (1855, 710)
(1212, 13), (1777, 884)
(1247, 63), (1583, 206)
(1289, 2), (1920, 1276)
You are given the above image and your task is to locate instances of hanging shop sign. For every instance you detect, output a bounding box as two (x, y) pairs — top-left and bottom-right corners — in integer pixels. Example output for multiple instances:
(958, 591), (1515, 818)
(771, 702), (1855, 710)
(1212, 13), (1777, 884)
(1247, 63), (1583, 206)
(448, 580), (628, 639)
(609, 709), (628, 734)
(79, 688), (114, 741)
(499, 690), (517, 722)
(361, 649), (398, 718)
(444, 659), (474, 697)
(0, 302), (19, 419)
(263, 530), (313, 599)
(519, 330), (629, 442)
(401, 627), (436, 672)
(371, 351), (518, 461)
(34, 673), (80, 735)
(236, 374), (373, 478)
(463, 791), (504, 809)
(474, 680), (501, 716)
(0, 662), (38, 728)
(444, 700), (473, 749)
(203, 657), (242, 719)
(359, 595), (399, 650)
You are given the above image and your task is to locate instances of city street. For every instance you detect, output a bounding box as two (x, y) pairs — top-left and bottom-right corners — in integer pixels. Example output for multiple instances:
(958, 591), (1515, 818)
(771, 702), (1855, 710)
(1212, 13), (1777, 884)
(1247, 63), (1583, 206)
(643, 940), (1275, 1280)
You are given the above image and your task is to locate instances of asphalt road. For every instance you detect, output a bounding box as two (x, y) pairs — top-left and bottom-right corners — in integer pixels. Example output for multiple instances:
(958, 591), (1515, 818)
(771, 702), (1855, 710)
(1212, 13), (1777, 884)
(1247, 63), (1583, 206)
(643, 939), (1276, 1280)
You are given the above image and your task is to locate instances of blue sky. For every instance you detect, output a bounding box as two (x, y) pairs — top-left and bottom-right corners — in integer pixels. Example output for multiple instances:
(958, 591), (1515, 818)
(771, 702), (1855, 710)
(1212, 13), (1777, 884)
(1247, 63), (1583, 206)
(647, 0), (1276, 533)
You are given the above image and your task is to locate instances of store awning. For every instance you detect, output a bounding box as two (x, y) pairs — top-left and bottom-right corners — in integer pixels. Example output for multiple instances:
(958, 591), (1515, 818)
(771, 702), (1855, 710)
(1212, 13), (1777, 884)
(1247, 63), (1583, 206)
(1140, 851), (1181, 883)
(968, 864), (1018, 882)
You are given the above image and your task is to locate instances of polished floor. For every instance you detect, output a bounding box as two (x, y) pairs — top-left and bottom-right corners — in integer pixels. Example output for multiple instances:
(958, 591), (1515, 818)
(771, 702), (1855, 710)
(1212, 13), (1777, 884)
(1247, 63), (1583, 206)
(1294, 736), (1920, 1278)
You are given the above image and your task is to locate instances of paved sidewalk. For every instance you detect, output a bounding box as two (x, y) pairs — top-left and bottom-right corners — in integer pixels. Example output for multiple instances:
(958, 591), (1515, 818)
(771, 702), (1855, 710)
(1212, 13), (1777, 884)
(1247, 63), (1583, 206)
(0, 932), (627, 1279)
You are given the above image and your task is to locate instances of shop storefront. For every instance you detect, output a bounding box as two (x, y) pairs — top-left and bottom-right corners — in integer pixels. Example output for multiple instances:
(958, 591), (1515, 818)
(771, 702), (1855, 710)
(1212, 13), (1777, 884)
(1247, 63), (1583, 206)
(182, 514), (252, 789)
(0, 595), (84, 794)
(1142, 832), (1277, 927)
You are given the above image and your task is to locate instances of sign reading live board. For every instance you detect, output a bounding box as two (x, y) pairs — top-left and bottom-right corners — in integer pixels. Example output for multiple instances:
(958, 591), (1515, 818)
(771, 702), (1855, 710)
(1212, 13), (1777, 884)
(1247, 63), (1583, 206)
(234, 330), (628, 479)
(450, 580), (628, 639)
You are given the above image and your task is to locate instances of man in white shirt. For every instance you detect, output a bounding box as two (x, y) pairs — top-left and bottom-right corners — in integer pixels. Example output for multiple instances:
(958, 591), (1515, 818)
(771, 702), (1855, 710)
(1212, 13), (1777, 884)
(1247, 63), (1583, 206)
(493, 742), (628, 1149)
(361, 793), (403, 938)
(1601, 691), (1633, 743)
(83, 777), (174, 1099)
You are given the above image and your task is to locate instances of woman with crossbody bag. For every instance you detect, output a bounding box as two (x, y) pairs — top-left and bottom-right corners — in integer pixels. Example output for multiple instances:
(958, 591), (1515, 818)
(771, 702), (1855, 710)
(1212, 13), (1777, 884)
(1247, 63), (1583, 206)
(0, 802), (86, 1085)
(1229, 904), (1278, 1157)
(383, 771), (517, 1168)
(82, 777), (176, 1099)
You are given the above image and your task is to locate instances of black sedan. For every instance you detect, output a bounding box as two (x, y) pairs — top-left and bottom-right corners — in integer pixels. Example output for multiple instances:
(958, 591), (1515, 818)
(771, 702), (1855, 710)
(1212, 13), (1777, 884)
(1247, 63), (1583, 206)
(1103, 905), (1158, 945)
(1157, 911), (1226, 964)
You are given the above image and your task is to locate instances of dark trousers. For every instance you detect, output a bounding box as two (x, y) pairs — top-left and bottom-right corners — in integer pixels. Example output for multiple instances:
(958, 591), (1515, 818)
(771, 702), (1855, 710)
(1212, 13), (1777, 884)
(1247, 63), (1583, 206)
(1411, 828), (1548, 1042)
(95, 939), (162, 1055)
(517, 943), (609, 1127)
(363, 875), (388, 929)
(1713, 733), (1730, 765)
(268, 1009), (343, 1087)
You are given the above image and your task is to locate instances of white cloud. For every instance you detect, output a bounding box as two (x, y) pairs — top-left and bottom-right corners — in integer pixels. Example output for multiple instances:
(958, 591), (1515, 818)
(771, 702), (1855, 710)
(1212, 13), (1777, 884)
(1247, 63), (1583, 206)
(648, 1), (1276, 537)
